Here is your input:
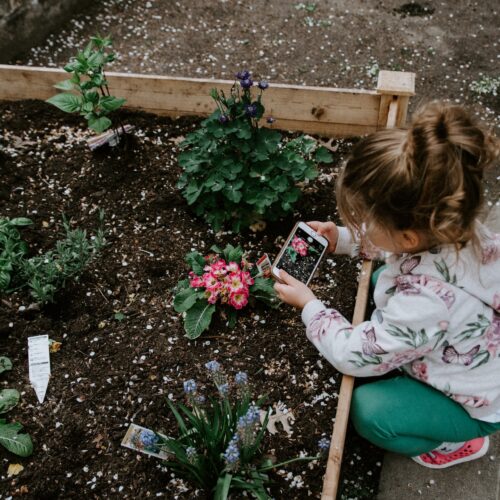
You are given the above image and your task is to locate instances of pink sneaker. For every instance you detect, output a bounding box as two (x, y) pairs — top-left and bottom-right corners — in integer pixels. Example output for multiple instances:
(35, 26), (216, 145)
(411, 436), (490, 469)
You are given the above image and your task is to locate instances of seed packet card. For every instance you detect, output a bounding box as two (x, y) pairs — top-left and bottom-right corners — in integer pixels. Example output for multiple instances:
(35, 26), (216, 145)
(256, 253), (272, 278)
(121, 423), (170, 460)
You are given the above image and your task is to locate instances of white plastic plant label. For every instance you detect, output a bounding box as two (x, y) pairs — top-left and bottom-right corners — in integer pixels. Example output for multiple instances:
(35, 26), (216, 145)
(28, 335), (50, 404)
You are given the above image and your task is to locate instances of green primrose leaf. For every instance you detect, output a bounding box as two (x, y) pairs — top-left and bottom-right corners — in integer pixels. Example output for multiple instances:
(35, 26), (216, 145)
(173, 287), (202, 313)
(0, 419), (33, 457)
(46, 93), (83, 114)
(185, 252), (206, 275)
(0, 357), (12, 375)
(0, 389), (20, 414)
(184, 300), (215, 339)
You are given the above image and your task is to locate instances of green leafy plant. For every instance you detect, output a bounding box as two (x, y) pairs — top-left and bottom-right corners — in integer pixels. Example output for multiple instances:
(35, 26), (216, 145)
(46, 35), (126, 135)
(173, 244), (279, 339)
(177, 70), (333, 232)
(0, 212), (106, 303)
(0, 356), (33, 457)
(159, 362), (317, 499)
(20, 212), (106, 303)
(0, 217), (33, 292)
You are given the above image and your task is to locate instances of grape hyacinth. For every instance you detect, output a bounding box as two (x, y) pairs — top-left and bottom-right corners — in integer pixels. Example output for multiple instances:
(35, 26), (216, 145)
(258, 80), (269, 90)
(237, 405), (261, 446)
(223, 434), (240, 469)
(318, 437), (330, 452)
(218, 114), (229, 124)
(205, 360), (221, 372)
(186, 446), (197, 464)
(183, 379), (197, 394)
(218, 383), (230, 397)
(235, 371), (248, 385)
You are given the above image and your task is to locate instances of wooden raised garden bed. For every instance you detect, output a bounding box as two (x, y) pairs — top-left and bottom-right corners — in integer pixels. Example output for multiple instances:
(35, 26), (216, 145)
(0, 64), (414, 499)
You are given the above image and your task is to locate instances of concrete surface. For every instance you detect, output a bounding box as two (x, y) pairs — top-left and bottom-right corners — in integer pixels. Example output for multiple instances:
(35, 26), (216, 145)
(378, 205), (500, 500)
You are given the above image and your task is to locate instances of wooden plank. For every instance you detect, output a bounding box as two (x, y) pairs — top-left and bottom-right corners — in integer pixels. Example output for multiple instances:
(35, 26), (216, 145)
(377, 70), (416, 97)
(321, 99), (400, 499)
(0, 65), (383, 135)
(320, 259), (374, 500)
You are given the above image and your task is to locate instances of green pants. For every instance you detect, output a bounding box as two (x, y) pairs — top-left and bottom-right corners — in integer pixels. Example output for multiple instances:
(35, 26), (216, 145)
(351, 376), (500, 456)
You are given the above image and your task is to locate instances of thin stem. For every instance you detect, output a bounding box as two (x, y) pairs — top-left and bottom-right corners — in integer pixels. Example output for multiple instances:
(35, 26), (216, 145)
(258, 455), (319, 472)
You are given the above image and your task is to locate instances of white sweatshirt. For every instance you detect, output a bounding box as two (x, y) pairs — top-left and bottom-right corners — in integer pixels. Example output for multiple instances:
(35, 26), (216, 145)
(302, 223), (500, 422)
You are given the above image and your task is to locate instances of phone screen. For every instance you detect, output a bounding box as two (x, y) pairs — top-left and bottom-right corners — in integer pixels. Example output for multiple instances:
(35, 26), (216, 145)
(275, 226), (326, 284)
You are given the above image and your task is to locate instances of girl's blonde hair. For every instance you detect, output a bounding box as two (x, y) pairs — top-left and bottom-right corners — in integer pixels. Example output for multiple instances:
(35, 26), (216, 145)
(337, 101), (499, 246)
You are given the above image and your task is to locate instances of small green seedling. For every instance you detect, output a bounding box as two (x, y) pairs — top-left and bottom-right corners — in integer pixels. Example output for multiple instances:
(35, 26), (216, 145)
(46, 35), (129, 146)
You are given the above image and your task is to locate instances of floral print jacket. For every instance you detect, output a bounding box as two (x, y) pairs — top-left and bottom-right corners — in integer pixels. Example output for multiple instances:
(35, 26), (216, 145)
(302, 223), (500, 422)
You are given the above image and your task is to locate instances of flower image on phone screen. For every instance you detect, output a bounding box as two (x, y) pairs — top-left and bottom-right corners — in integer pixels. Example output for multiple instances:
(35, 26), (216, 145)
(278, 226), (325, 283)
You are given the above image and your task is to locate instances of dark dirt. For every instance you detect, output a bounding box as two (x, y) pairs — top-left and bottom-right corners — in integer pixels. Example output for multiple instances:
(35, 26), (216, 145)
(0, 100), (382, 499)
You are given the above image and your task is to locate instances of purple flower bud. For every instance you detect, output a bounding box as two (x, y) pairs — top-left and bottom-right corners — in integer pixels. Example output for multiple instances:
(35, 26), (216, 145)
(240, 78), (253, 89)
(205, 360), (221, 372)
(258, 80), (269, 90)
(318, 437), (330, 451)
(245, 104), (258, 117)
(236, 70), (250, 80)
(183, 379), (197, 394)
(266, 116), (275, 124)
(218, 114), (229, 124)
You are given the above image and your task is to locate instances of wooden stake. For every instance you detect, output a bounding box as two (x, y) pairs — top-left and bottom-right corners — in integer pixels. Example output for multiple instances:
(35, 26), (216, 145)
(321, 99), (401, 499)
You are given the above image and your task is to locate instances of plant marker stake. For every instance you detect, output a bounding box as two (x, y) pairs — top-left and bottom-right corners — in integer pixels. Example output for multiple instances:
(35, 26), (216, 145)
(28, 335), (50, 404)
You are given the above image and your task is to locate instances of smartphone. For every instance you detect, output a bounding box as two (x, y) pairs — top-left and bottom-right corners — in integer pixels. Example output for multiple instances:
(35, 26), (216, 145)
(272, 222), (328, 285)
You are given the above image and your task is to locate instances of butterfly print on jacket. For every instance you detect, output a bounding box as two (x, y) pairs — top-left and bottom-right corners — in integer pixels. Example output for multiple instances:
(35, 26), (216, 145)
(442, 343), (480, 366)
(361, 326), (387, 356)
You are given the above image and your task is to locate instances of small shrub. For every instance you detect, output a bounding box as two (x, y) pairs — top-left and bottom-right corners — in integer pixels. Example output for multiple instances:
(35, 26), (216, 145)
(160, 362), (317, 498)
(46, 35), (126, 136)
(177, 70), (333, 232)
(0, 217), (33, 292)
(173, 244), (278, 339)
(0, 212), (106, 303)
(0, 356), (33, 457)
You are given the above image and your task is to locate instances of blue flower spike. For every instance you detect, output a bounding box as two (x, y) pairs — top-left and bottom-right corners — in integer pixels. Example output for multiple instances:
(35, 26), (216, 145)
(183, 379), (197, 394)
(235, 371), (248, 385)
(205, 360), (221, 372)
(223, 434), (240, 467)
(318, 437), (330, 452)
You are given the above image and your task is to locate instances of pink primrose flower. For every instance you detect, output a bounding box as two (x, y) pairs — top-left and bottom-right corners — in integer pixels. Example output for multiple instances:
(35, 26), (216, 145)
(190, 275), (204, 288)
(241, 270), (254, 286)
(229, 290), (249, 310)
(227, 272), (245, 293)
(206, 291), (219, 304)
(203, 273), (219, 289)
(226, 262), (240, 273)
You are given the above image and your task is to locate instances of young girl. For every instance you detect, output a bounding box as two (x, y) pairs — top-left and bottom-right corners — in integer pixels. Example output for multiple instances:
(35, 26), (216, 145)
(274, 101), (500, 469)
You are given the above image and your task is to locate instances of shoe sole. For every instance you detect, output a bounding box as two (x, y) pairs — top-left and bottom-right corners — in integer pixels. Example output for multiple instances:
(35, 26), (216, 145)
(411, 436), (490, 469)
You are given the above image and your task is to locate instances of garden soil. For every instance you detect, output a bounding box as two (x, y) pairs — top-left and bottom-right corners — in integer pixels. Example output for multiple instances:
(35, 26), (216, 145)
(2, 0), (499, 498)
(0, 101), (381, 499)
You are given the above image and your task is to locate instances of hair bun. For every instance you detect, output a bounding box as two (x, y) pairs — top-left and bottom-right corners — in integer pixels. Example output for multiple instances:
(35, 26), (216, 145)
(435, 115), (448, 140)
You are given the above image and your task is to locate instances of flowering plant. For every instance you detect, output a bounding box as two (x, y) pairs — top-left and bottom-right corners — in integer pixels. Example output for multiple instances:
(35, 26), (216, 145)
(174, 244), (278, 339)
(159, 363), (317, 498)
(177, 69), (333, 232)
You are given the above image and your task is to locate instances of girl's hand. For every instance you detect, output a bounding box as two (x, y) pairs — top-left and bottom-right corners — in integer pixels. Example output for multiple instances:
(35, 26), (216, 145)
(307, 221), (339, 253)
(274, 270), (317, 309)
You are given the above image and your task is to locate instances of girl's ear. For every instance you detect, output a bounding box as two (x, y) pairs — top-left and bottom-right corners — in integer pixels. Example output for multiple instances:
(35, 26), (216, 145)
(401, 230), (421, 251)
